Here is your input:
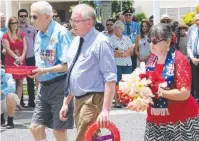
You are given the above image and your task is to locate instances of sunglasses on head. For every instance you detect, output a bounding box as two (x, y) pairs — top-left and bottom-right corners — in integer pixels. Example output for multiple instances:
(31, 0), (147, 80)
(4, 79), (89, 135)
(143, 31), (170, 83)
(10, 22), (18, 25)
(147, 38), (165, 45)
(125, 14), (132, 17)
(106, 24), (113, 26)
(30, 15), (38, 20)
(19, 15), (28, 18)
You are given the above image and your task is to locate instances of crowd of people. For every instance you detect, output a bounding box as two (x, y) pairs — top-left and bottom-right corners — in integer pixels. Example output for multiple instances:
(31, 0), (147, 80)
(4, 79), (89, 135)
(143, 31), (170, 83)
(1, 1), (199, 141)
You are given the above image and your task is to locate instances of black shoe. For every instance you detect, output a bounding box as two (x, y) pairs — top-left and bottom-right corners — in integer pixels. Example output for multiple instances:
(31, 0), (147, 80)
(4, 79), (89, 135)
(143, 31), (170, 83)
(6, 116), (14, 129)
(114, 104), (122, 108)
(20, 102), (25, 107)
(28, 102), (35, 107)
(6, 123), (14, 129)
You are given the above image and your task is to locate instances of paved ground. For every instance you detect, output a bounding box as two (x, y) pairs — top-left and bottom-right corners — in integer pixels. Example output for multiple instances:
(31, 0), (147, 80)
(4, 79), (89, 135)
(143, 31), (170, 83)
(1, 96), (147, 141)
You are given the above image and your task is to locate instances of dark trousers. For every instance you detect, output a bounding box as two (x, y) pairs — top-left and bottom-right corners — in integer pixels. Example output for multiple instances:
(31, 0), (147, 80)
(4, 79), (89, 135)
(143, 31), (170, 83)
(191, 61), (199, 104)
(131, 55), (137, 72)
(21, 57), (35, 104)
(1, 44), (5, 66)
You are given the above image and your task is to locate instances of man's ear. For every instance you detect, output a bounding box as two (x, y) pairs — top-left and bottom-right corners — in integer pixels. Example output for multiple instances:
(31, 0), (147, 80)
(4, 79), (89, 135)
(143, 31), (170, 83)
(46, 15), (51, 20)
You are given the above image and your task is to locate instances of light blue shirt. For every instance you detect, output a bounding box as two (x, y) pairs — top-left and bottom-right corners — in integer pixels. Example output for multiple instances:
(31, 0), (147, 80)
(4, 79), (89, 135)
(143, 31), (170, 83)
(69, 28), (117, 96)
(1, 69), (16, 100)
(187, 24), (199, 59)
(34, 20), (72, 82)
(122, 21), (140, 43)
(0, 26), (7, 34)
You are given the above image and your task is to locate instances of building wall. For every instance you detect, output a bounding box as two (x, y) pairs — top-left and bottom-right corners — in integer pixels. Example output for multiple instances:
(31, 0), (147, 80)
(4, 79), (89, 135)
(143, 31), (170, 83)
(134, 0), (199, 21)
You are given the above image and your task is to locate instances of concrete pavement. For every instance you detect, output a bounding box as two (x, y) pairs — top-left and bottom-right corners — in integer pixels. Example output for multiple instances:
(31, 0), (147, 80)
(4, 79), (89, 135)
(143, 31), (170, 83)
(1, 97), (147, 141)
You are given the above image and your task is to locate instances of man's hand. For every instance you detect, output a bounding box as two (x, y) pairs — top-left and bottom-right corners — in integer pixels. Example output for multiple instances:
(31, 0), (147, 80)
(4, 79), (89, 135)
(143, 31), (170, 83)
(192, 58), (199, 66)
(59, 104), (69, 121)
(28, 68), (45, 78)
(97, 109), (110, 128)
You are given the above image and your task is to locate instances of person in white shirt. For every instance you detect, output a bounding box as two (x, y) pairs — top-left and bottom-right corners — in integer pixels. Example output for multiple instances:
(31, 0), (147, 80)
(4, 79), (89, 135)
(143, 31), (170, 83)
(187, 13), (199, 104)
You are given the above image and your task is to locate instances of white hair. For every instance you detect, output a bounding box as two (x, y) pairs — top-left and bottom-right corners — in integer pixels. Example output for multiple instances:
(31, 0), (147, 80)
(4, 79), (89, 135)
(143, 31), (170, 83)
(72, 4), (96, 23)
(113, 21), (124, 31)
(30, 1), (52, 16)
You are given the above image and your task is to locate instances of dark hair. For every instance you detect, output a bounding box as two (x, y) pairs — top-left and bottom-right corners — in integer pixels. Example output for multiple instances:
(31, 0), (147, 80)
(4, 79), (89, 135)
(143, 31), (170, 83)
(95, 22), (105, 32)
(140, 20), (151, 38)
(170, 21), (179, 32)
(148, 23), (172, 41)
(106, 19), (116, 24)
(53, 9), (58, 13)
(18, 9), (28, 17)
(149, 15), (153, 21)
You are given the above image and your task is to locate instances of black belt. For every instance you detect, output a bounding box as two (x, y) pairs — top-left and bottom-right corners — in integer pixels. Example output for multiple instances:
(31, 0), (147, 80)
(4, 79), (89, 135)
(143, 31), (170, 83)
(75, 92), (104, 99)
(40, 74), (66, 86)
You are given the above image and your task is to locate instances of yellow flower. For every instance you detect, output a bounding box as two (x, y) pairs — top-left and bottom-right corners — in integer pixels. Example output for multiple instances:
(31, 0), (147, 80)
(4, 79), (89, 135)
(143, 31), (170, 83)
(196, 5), (199, 13)
(183, 12), (195, 26)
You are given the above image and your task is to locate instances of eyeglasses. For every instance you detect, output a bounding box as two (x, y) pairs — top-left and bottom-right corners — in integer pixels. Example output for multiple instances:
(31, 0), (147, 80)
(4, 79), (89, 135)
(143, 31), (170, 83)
(10, 22), (18, 25)
(19, 15), (28, 18)
(147, 38), (165, 45)
(195, 19), (199, 22)
(53, 15), (58, 18)
(30, 15), (38, 20)
(161, 20), (170, 24)
(125, 14), (132, 17)
(106, 24), (113, 26)
(69, 19), (91, 25)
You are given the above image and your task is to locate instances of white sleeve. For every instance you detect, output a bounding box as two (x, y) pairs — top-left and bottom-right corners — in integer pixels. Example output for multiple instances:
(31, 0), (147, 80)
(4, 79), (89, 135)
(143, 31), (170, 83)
(187, 28), (194, 59)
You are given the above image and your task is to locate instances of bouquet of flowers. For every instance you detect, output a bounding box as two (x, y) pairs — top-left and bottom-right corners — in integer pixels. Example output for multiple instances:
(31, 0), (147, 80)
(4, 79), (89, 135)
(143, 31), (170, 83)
(117, 62), (167, 111)
(182, 12), (195, 27)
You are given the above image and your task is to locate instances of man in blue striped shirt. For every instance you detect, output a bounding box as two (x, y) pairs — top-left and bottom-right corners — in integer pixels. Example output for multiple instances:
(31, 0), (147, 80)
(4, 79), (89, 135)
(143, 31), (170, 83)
(59, 4), (117, 141)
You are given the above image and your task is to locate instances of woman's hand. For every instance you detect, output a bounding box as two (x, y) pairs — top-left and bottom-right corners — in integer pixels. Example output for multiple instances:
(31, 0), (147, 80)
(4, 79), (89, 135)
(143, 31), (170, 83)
(114, 50), (123, 58)
(16, 56), (24, 64)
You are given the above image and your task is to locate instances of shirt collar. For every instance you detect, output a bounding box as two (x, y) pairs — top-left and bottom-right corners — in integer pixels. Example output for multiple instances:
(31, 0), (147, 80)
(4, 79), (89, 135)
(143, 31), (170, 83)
(19, 24), (29, 28)
(113, 34), (125, 40)
(39, 20), (55, 38)
(83, 27), (97, 42)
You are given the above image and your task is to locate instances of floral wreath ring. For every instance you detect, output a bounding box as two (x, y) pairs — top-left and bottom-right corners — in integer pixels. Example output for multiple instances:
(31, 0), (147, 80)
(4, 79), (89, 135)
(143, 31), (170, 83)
(84, 121), (120, 141)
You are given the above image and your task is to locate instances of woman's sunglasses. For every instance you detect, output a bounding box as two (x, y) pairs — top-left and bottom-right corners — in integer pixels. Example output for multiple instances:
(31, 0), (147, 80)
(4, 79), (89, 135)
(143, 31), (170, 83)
(125, 14), (132, 17)
(147, 38), (165, 45)
(10, 22), (18, 25)
(106, 24), (113, 26)
(161, 20), (170, 24)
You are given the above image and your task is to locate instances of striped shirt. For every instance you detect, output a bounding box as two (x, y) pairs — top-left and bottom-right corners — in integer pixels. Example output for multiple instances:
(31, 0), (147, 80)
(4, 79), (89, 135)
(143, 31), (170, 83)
(110, 35), (133, 66)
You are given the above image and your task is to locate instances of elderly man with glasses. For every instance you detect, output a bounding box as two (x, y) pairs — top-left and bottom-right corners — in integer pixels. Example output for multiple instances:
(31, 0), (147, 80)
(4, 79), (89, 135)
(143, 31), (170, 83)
(122, 9), (140, 72)
(59, 3), (117, 141)
(28, 1), (73, 141)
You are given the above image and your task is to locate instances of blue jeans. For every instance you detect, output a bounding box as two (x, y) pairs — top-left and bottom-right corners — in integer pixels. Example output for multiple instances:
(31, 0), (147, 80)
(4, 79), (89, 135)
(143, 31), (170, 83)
(116, 65), (132, 85)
